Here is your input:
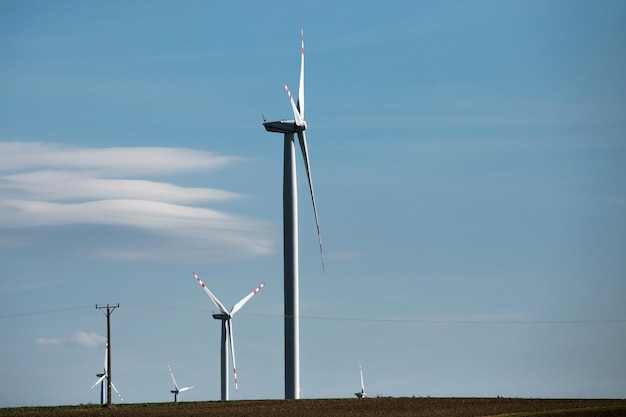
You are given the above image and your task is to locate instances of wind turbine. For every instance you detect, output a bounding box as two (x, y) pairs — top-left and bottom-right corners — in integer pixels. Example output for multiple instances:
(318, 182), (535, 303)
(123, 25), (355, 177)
(354, 361), (367, 399)
(168, 365), (194, 402)
(263, 27), (324, 400)
(193, 272), (265, 401)
(91, 342), (123, 403)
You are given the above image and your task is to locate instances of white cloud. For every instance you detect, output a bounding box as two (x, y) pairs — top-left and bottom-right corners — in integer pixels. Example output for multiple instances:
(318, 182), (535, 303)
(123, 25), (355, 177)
(36, 332), (106, 348)
(72, 331), (106, 348)
(1, 170), (239, 203)
(0, 142), (239, 175)
(36, 337), (64, 346)
(0, 141), (273, 261)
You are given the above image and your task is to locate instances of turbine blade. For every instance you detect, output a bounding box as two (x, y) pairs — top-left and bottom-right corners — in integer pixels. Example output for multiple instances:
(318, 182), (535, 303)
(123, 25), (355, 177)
(193, 272), (229, 314)
(111, 382), (124, 402)
(284, 83), (303, 127)
(168, 365), (179, 390)
(227, 319), (239, 393)
(230, 282), (266, 316)
(297, 131), (325, 270)
(359, 362), (365, 392)
(180, 386), (194, 392)
(103, 342), (108, 370)
(91, 375), (106, 389)
(297, 27), (304, 119)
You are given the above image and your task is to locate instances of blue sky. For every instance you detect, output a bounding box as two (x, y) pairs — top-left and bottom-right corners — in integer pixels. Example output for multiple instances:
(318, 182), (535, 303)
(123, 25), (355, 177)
(1, 0), (625, 407)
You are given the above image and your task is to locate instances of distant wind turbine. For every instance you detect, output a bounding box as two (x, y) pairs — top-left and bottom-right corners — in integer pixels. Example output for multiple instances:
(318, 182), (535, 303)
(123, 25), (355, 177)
(193, 272), (265, 401)
(355, 361), (367, 399)
(90, 342), (123, 403)
(168, 365), (194, 402)
(263, 27), (324, 400)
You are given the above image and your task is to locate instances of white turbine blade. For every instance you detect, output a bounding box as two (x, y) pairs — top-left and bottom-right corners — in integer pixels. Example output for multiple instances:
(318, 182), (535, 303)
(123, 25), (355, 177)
(168, 365), (179, 390)
(103, 342), (108, 371)
(297, 27), (304, 119)
(91, 375), (106, 389)
(92, 342), (108, 388)
(230, 282), (266, 316)
(227, 319), (239, 393)
(180, 386), (194, 392)
(359, 362), (365, 392)
(193, 272), (229, 314)
(297, 131), (325, 270)
(111, 382), (124, 402)
(284, 83), (304, 127)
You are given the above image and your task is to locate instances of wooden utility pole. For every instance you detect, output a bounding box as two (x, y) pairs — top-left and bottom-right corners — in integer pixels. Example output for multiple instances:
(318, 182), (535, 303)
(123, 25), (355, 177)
(96, 303), (119, 407)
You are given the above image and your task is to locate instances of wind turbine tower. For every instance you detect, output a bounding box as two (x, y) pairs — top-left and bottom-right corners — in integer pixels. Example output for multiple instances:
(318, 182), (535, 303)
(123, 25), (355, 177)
(263, 27), (324, 400)
(95, 371), (104, 405)
(193, 272), (265, 401)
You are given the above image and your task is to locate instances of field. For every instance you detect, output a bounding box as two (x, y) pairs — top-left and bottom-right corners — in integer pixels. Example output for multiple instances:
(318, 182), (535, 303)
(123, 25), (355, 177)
(3, 397), (626, 417)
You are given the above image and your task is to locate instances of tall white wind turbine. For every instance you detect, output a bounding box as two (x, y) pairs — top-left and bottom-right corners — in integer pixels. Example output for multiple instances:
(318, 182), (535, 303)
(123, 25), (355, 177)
(354, 361), (367, 399)
(168, 365), (194, 402)
(90, 342), (123, 403)
(193, 272), (265, 401)
(263, 27), (324, 400)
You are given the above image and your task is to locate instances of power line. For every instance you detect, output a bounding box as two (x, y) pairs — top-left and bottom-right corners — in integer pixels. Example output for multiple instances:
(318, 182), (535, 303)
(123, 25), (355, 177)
(124, 304), (626, 325)
(0, 305), (92, 319)
(3, 303), (625, 325)
(240, 312), (626, 325)
(122, 303), (209, 314)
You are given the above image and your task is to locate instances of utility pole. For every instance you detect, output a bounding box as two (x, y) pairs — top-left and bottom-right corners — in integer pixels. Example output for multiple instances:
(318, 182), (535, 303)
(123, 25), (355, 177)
(96, 303), (119, 407)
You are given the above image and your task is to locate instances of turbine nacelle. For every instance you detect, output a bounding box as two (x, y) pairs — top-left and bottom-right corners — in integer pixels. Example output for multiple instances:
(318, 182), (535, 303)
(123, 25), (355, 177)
(263, 120), (307, 134)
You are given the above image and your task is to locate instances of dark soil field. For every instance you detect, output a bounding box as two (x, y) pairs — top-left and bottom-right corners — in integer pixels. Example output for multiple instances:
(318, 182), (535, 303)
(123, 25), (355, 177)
(3, 397), (626, 417)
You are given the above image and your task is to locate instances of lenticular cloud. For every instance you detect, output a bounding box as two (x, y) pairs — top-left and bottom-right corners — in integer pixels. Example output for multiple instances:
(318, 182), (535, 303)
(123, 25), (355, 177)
(0, 141), (237, 175)
(0, 142), (272, 261)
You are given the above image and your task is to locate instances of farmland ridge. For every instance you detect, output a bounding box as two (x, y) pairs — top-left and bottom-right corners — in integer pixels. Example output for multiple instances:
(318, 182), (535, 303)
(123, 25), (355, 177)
(2, 397), (626, 417)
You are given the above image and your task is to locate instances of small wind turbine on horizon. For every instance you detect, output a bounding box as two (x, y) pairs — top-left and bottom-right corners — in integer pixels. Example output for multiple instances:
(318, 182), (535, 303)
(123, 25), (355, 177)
(263, 27), (324, 400)
(90, 342), (123, 403)
(193, 272), (265, 401)
(355, 361), (367, 399)
(168, 365), (194, 402)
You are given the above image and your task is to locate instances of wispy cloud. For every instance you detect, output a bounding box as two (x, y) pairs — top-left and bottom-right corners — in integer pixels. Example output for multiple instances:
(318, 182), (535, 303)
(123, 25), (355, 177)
(36, 331), (106, 348)
(0, 142), (272, 261)
(1, 170), (238, 203)
(0, 142), (237, 175)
